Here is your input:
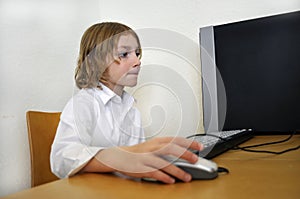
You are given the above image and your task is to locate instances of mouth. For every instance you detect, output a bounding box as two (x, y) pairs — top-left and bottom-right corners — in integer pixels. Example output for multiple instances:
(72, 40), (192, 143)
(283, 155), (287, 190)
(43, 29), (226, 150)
(127, 67), (140, 75)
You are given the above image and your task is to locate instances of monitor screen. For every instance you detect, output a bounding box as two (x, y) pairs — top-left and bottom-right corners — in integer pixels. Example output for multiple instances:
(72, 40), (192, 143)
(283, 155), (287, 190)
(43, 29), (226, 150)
(200, 11), (300, 134)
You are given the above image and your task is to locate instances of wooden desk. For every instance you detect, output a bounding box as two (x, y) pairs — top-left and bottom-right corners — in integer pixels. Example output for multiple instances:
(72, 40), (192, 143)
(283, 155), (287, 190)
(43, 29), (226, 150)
(3, 135), (300, 199)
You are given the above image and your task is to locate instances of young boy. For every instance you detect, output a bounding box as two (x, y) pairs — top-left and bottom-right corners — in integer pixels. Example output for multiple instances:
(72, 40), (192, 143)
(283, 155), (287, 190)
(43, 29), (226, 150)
(50, 22), (203, 184)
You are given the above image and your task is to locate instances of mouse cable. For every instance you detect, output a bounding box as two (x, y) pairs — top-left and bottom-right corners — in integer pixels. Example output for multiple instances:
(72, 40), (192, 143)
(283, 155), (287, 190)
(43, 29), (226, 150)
(233, 144), (300, 155)
(232, 131), (300, 155)
(217, 167), (229, 174)
(234, 131), (295, 149)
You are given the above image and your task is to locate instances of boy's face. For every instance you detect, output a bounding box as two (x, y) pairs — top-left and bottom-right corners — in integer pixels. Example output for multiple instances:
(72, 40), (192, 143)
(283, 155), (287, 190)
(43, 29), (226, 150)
(105, 34), (141, 92)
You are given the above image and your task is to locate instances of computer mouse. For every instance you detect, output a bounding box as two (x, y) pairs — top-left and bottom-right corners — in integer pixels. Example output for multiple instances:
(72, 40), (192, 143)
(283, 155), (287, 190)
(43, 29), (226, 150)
(172, 157), (218, 180)
(142, 156), (219, 182)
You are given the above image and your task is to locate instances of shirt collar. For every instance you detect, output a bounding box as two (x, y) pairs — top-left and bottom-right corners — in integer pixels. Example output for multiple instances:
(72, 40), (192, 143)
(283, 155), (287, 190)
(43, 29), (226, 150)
(96, 82), (135, 106)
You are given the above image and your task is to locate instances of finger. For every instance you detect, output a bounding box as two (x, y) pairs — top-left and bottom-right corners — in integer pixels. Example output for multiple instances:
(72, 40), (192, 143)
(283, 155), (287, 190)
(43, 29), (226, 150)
(157, 137), (203, 151)
(143, 157), (191, 183)
(145, 170), (176, 184)
(121, 155), (192, 184)
(177, 148), (199, 163)
(120, 166), (175, 184)
(147, 155), (193, 182)
(154, 143), (199, 164)
(170, 137), (203, 151)
(161, 163), (192, 183)
(121, 158), (177, 184)
(145, 155), (174, 170)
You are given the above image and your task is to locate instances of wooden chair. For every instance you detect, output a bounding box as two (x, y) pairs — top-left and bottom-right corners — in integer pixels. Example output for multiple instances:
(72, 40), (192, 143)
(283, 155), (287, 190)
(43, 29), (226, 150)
(26, 111), (61, 187)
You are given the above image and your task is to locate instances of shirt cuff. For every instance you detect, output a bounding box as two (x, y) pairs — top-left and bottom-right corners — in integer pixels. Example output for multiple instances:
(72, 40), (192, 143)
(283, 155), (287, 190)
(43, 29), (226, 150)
(67, 146), (104, 177)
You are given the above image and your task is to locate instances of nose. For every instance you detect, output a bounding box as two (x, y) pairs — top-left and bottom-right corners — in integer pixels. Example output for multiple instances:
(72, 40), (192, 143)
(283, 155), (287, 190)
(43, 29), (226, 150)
(133, 55), (141, 67)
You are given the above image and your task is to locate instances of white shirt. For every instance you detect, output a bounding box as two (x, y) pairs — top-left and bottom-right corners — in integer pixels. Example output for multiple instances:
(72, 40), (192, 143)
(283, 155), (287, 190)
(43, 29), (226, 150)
(50, 84), (145, 178)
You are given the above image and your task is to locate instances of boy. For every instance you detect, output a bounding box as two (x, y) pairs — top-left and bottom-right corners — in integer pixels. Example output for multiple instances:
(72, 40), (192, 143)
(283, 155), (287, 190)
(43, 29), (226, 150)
(50, 22), (203, 184)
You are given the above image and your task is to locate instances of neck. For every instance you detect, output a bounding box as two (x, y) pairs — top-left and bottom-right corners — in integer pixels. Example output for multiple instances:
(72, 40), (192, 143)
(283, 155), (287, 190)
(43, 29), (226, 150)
(102, 81), (124, 96)
(112, 85), (124, 96)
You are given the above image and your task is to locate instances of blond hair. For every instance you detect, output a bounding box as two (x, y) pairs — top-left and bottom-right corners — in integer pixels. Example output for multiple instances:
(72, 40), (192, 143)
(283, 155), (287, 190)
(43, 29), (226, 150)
(75, 22), (141, 89)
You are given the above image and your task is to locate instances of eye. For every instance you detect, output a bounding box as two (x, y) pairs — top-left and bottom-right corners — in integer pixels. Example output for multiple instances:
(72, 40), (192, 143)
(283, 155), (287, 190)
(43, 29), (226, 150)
(135, 49), (142, 59)
(118, 52), (129, 59)
(117, 48), (142, 60)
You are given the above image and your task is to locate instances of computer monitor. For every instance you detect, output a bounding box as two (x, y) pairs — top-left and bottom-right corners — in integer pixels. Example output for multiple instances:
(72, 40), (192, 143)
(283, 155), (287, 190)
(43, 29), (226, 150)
(200, 10), (300, 134)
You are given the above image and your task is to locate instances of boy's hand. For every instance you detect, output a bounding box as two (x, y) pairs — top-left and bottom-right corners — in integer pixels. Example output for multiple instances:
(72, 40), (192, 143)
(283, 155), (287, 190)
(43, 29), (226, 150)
(94, 137), (203, 184)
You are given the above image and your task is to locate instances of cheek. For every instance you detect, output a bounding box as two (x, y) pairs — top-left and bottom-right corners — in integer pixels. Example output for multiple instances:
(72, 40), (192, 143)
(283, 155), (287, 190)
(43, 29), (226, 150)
(108, 66), (128, 82)
(106, 61), (132, 82)
(116, 64), (131, 75)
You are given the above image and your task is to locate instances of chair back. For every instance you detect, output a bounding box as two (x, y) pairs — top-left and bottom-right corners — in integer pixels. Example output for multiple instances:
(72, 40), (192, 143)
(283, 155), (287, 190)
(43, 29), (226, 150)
(26, 111), (61, 187)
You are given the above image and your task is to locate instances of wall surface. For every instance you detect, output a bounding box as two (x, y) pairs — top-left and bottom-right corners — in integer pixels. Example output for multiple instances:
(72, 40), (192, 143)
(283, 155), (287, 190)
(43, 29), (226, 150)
(0, 0), (299, 196)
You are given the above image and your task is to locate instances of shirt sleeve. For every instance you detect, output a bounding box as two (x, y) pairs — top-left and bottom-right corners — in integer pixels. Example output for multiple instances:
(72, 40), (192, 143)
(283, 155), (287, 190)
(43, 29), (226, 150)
(50, 92), (103, 178)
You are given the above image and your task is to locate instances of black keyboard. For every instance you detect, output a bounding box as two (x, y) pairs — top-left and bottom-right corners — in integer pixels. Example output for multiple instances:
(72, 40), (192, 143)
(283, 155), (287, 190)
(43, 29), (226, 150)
(189, 129), (254, 159)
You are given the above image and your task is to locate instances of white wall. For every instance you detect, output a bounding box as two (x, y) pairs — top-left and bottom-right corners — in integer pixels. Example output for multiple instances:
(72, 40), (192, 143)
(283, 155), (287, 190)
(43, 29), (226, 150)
(0, 0), (101, 195)
(0, 0), (299, 196)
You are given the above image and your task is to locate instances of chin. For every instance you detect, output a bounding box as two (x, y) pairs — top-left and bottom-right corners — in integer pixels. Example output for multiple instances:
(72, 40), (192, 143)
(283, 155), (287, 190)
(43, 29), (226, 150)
(126, 81), (138, 87)
(117, 75), (139, 87)
(122, 77), (138, 87)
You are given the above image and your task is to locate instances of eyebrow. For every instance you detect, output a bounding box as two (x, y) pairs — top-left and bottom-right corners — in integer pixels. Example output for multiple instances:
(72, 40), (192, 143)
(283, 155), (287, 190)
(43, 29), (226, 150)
(118, 45), (139, 50)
